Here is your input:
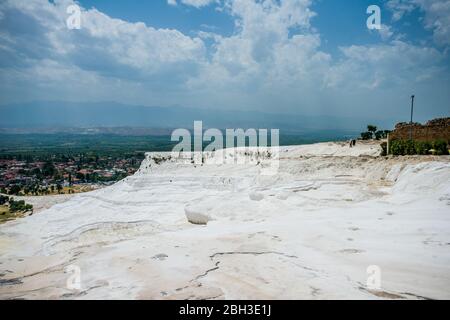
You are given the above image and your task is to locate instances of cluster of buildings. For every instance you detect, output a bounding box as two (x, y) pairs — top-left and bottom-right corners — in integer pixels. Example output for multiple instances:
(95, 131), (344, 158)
(0, 159), (32, 190)
(0, 156), (141, 195)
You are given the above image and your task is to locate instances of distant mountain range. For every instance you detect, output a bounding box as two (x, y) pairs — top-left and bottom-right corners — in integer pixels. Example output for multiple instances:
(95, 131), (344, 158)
(0, 101), (386, 136)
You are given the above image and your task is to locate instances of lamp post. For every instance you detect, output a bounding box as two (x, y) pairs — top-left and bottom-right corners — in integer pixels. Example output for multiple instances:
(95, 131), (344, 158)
(410, 95), (415, 140)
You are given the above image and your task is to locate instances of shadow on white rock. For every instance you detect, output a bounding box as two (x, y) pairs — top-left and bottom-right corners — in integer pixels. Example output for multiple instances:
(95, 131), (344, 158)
(249, 192), (265, 201)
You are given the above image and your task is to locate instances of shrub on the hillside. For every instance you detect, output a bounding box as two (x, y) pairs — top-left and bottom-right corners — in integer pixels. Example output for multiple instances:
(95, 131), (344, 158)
(405, 140), (416, 155)
(415, 141), (432, 155)
(390, 140), (406, 155)
(389, 139), (449, 156)
(9, 200), (33, 213)
(432, 140), (449, 155)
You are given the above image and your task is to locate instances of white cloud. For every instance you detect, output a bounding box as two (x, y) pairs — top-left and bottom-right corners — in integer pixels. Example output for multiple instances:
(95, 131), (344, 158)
(186, 0), (448, 115)
(0, 0), (448, 119)
(0, 0), (205, 74)
(386, 0), (450, 46)
(378, 24), (394, 41)
(168, 0), (216, 8)
(386, 0), (417, 21)
(188, 0), (321, 88)
(325, 40), (445, 90)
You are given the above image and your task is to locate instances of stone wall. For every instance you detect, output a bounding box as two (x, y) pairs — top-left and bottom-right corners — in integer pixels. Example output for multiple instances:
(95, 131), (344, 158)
(389, 117), (450, 143)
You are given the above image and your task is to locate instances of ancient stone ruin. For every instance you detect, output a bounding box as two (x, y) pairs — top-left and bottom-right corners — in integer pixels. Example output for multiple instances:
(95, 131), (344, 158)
(389, 117), (450, 142)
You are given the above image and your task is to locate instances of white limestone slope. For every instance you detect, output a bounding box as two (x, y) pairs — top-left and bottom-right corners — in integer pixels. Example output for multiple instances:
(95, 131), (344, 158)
(0, 141), (449, 300)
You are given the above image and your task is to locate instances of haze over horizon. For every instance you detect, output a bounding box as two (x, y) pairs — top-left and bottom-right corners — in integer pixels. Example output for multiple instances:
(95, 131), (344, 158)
(0, 0), (449, 127)
(0, 100), (372, 133)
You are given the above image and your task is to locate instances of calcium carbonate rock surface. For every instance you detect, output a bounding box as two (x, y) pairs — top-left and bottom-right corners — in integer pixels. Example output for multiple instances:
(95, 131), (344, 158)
(0, 142), (449, 300)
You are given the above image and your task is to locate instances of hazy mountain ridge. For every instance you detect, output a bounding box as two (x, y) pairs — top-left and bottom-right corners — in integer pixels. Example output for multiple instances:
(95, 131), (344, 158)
(0, 101), (388, 134)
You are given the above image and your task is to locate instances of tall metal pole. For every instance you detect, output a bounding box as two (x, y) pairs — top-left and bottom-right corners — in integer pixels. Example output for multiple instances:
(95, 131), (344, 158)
(410, 95), (415, 140)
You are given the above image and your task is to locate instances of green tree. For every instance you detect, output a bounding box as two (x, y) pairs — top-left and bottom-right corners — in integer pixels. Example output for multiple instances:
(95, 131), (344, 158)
(32, 168), (43, 179)
(367, 125), (377, 134)
(360, 132), (372, 140)
(42, 161), (56, 177)
(8, 185), (21, 195)
(0, 195), (9, 205)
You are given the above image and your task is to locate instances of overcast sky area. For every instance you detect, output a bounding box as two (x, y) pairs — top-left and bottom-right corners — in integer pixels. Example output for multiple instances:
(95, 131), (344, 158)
(0, 0), (449, 123)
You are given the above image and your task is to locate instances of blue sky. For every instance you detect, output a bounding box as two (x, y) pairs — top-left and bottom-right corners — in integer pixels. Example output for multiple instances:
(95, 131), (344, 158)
(75, 0), (437, 54)
(0, 0), (449, 124)
(75, 1), (427, 41)
(78, 0), (236, 36)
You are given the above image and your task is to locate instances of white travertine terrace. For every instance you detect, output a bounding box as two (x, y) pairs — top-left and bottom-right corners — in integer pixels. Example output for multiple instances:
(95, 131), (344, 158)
(0, 141), (449, 300)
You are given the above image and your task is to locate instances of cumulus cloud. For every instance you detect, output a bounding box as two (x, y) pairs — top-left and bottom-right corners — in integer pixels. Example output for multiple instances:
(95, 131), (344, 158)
(0, 0), (207, 103)
(0, 0), (448, 119)
(386, 0), (450, 46)
(0, 0), (205, 75)
(186, 0), (328, 108)
(186, 0), (447, 115)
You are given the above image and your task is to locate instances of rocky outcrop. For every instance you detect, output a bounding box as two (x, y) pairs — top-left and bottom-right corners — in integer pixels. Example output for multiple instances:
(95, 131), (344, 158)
(390, 117), (450, 142)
